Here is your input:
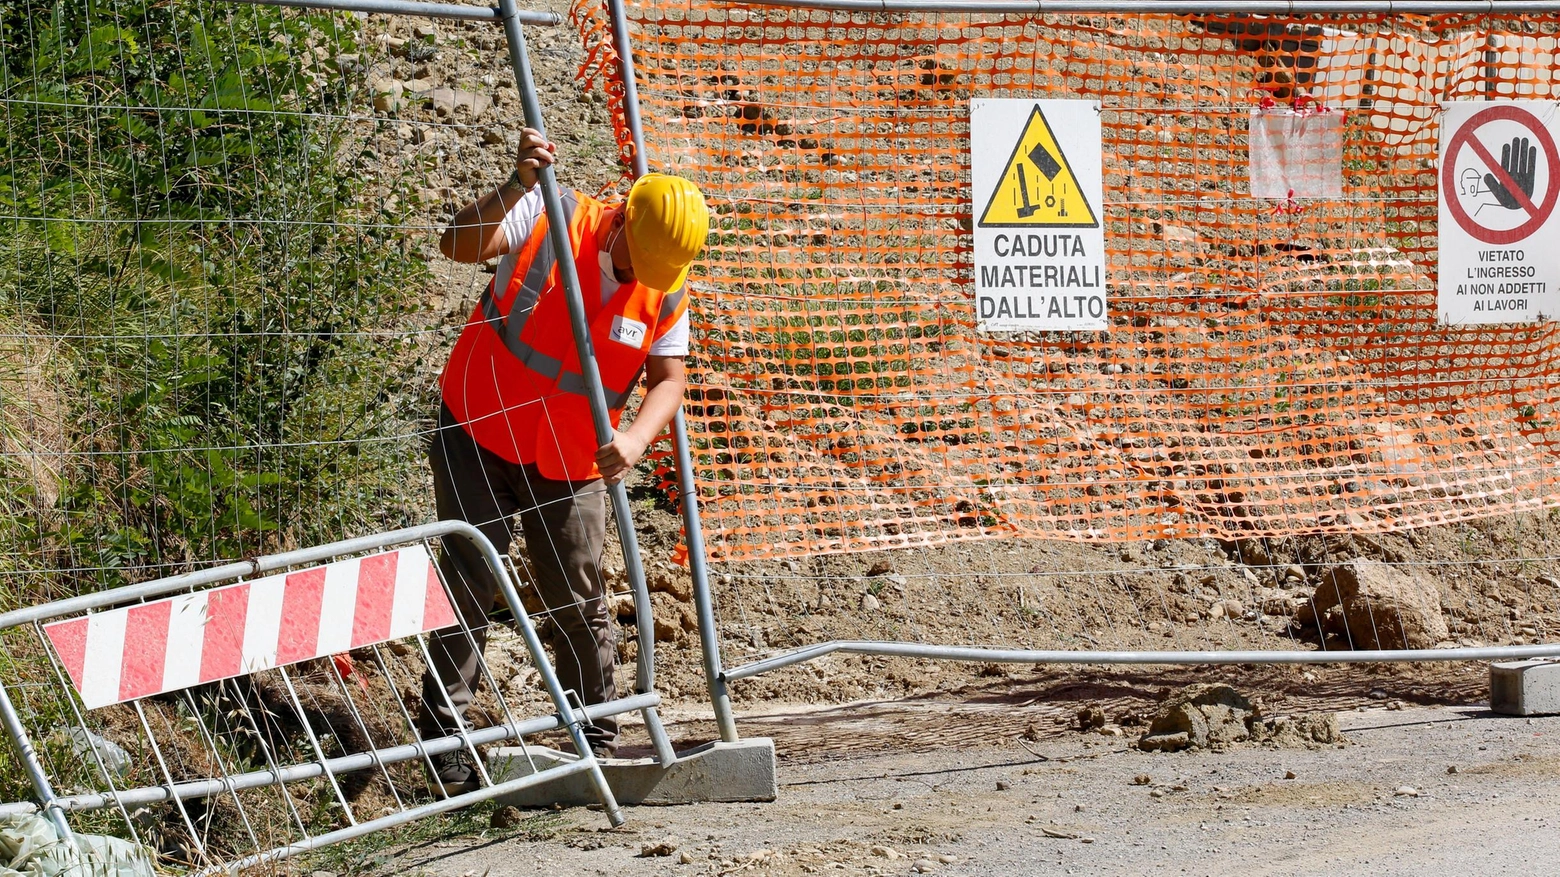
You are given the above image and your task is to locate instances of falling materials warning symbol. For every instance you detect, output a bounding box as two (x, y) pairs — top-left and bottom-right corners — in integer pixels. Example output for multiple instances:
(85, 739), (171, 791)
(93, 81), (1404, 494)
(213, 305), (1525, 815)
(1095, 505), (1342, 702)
(978, 105), (1100, 228)
(969, 98), (1106, 332)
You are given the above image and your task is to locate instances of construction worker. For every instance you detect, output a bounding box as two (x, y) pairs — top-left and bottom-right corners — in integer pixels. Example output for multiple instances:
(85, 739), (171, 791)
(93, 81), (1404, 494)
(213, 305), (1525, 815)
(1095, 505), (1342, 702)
(421, 127), (708, 794)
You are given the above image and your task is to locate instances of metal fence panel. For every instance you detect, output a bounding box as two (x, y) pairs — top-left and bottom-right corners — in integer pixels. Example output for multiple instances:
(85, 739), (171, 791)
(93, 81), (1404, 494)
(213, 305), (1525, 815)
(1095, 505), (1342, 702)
(0, 523), (627, 873)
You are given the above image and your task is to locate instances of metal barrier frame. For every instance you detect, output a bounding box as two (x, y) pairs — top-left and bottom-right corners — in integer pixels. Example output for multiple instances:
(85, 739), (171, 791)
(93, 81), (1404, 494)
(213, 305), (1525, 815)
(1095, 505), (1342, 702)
(0, 522), (633, 868)
(599, 0), (1560, 715)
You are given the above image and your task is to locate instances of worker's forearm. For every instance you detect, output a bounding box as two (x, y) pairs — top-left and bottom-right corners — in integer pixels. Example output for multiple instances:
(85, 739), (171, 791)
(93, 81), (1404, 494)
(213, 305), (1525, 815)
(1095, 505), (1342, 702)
(624, 377), (687, 446)
(440, 183), (527, 262)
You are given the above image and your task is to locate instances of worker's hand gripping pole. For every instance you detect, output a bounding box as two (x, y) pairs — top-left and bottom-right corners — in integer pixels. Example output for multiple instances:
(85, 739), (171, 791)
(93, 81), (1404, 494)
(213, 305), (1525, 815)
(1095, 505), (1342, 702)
(495, 0), (676, 769)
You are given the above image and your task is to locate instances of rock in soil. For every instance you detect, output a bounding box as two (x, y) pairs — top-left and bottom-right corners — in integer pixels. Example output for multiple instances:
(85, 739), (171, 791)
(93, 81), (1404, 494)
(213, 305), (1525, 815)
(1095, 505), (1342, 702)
(1076, 704), (1107, 732)
(1250, 713), (1344, 749)
(1138, 683), (1256, 752)
(1138, 684), (1342, 752)
(489, 806), (523, 829)
(637, 837), (680, 857)
(1309, 559), (1449, 649)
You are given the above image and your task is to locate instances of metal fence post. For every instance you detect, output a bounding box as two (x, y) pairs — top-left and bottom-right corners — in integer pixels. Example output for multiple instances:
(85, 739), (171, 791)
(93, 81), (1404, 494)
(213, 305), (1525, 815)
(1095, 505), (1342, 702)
(494, 0), (676, 767)
(604, 0), (739, 743)
(0, 679), (74, 841)
(672, 411), (740, 742)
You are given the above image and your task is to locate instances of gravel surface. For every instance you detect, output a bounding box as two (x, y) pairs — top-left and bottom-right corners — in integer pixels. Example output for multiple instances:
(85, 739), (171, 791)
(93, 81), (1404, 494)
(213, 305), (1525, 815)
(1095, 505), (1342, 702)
(386, 704), (1560, 877)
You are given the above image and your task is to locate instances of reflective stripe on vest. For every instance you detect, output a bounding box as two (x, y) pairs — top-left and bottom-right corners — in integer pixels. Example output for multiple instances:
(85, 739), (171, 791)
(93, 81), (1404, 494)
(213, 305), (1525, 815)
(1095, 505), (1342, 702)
(475, 194), (639, 409)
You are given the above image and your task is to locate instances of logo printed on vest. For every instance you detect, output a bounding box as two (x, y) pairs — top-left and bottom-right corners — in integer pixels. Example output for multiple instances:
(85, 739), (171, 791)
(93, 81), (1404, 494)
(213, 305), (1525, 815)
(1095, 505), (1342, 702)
(610, 316), (648, 348)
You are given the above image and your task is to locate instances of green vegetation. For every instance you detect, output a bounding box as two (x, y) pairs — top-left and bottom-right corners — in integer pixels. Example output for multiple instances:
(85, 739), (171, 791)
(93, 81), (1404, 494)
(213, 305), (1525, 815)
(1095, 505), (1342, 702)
(0, 0), (433, 601)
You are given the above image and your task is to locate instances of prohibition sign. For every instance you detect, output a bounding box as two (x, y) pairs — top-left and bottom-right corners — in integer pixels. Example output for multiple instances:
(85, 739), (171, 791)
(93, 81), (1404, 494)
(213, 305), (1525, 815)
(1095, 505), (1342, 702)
(1441, 105), (1560, 246)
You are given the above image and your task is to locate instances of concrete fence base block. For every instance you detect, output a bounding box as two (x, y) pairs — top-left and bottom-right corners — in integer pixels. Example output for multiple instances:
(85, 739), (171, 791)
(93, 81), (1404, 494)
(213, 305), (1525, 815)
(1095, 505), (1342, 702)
(1490, 660), (1560, 716)
(488, 738), (777, 807)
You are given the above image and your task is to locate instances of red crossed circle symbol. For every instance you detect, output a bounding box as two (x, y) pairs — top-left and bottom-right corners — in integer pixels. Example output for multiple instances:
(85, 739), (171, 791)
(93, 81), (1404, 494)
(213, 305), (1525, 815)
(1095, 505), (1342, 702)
(1442, 105), (1560, 246)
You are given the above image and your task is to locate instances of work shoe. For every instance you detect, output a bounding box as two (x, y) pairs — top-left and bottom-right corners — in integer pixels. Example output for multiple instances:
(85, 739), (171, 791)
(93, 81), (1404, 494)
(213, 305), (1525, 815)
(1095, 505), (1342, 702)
(427, 748), (480, 797)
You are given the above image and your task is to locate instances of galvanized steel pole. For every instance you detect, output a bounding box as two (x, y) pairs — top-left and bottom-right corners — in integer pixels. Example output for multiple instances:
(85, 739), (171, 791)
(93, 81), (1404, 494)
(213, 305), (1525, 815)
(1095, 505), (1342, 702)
(451, 522), (624, 825)
(724, 639), (1560, 681)
(604, 0), (740, 744)
(0, 680), (74, 841)
(494, 0), (676, 768)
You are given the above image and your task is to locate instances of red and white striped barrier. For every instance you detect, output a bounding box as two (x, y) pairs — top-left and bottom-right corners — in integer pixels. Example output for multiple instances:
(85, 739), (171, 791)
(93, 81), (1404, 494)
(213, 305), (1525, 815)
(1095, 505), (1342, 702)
(44, 546), (458, 709)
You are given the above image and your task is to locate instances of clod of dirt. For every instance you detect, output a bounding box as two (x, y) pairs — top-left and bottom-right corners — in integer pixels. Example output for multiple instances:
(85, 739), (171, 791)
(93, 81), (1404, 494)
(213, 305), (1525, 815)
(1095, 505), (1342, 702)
(648, 565), (693, 601)
(1306, 559), (1449, 649)
(1076, 704), (1107, 732)
(637, 837), (681, 857)
(1139, 684), (1343, 752)
(866, 560), (895, 576)
(1138, 683), (1256, 752)
(489, 805), (523, 829)
(1132, 774), (1152, 786)
(1250, 713), (1344, 749)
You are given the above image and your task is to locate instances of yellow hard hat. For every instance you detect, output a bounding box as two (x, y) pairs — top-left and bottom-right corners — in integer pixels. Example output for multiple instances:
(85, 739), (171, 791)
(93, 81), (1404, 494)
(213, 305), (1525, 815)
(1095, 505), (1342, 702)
(624, 173), (709, 293)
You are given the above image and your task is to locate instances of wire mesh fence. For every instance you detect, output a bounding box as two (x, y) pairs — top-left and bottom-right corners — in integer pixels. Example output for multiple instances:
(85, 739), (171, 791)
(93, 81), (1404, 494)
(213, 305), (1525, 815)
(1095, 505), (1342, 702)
(0, 0), (446, 593)
(0, 0), (685, 861)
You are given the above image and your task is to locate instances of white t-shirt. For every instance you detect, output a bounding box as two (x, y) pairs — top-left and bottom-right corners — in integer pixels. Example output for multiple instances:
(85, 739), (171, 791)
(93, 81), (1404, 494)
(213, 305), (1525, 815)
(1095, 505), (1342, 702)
(496, 187), (690, 357)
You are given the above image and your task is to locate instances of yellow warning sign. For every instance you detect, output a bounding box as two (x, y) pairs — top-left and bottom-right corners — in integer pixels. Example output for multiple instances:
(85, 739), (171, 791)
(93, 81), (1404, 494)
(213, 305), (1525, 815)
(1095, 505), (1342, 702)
(977, 105), (1099, 228)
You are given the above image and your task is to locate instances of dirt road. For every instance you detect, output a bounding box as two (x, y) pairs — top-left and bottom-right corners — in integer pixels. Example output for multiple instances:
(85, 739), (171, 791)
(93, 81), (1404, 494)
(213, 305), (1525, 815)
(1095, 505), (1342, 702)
(386, 703), (1560, 877)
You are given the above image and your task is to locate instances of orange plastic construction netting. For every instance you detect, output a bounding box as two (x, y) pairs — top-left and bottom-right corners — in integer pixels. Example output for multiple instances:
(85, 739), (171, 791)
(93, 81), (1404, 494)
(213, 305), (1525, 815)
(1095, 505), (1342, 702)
(572, 2), (1560, 561)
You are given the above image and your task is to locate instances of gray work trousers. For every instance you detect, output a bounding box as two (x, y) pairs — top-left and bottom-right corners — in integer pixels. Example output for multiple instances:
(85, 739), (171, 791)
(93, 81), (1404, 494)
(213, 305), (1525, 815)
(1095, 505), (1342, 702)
(419, 403), (618, 751)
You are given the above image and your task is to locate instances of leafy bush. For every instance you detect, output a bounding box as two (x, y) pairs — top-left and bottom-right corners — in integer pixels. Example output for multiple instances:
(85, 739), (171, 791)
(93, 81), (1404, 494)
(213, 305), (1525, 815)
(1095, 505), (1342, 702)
(0, 0), (432, 599)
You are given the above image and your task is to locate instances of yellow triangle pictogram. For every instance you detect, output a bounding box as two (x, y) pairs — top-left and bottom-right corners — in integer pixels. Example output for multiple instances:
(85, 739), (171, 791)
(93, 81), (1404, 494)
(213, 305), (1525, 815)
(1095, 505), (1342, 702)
(978, 105), (1099, 228)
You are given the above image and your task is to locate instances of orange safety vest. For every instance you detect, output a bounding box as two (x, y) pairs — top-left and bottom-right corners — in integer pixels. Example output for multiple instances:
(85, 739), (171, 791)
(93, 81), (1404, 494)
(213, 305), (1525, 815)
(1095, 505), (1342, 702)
(440, 192), (689, 480)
